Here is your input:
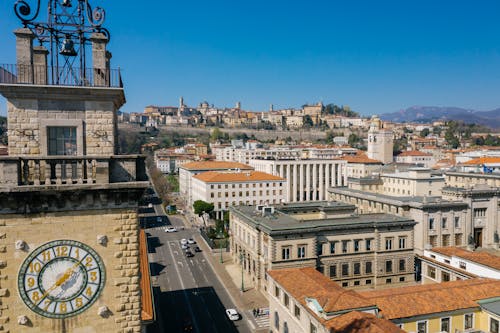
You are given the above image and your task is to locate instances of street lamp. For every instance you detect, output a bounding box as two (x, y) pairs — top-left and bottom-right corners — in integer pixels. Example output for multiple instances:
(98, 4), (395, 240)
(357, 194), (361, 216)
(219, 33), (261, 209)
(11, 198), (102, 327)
(239, 252), (245, 292)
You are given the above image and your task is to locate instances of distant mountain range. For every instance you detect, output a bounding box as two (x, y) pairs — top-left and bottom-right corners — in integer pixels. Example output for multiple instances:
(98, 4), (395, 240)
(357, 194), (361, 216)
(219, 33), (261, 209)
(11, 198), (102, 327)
(380, 106), (500, 129)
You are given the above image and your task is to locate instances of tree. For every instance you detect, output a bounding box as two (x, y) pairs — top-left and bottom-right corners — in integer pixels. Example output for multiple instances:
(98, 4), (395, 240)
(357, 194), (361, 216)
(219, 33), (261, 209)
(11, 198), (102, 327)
(419, 128), (430, 138)
(304, 115), (314, 128)
(348, 133), (361, 147)
(193, 200), (214, 216)
(210, 127), (223, 142)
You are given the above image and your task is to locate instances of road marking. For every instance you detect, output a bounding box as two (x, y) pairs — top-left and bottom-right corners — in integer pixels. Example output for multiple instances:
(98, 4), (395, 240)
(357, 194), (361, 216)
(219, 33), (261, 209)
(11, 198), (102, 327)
(189, 259), (194, 265)
(177, 261), (183, 267)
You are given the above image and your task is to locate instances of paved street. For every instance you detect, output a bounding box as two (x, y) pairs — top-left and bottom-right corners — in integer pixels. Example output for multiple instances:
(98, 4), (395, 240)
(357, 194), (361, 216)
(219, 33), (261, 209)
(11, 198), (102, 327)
(144, 206), (253, 333)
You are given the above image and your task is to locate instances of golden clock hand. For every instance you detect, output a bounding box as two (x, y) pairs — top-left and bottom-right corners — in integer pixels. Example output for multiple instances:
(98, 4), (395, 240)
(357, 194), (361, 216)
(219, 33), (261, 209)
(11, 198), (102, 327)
(39, 259), (83, 302)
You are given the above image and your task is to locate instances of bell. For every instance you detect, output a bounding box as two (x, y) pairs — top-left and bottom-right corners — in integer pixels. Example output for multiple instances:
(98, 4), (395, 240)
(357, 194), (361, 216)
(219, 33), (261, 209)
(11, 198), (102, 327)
(59, 36), (77, 56)
(61, 0), (72, 7)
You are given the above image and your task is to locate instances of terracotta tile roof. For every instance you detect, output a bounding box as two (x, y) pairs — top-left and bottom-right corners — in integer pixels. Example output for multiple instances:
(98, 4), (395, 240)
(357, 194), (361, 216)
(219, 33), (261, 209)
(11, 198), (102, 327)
(193, 170), (284, 183)
(461, 157), (500, 165)
(268, 267), (376, 314)
(180, 161), (253, 171)
(342, 155), (382, 164)
(325, 311), (405, 333)
(360, 278), (500, 320)
(139, 229), (154, 322)
(430, 247), (500, 271)
(397, 150), (432, 157)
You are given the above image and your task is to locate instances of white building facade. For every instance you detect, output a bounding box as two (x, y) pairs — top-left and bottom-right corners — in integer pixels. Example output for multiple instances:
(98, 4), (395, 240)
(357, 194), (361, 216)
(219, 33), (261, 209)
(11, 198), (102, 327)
(250, 159), (347, 202)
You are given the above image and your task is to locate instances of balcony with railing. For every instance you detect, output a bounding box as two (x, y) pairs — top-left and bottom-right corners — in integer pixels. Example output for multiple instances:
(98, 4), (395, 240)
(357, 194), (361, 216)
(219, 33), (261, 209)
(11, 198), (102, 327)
(0, 63), (123, 88)
(0, 155), (147, 189)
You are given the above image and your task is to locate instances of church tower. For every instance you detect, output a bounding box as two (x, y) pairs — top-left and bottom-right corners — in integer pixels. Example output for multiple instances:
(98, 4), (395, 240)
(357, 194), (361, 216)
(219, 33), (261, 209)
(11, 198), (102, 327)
(367, 115), (394, 164)
(0, 2), (150, 332)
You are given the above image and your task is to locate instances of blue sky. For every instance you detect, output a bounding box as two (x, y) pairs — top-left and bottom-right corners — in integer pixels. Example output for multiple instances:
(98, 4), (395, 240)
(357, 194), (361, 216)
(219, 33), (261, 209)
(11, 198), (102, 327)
(1, 0), (500, 116)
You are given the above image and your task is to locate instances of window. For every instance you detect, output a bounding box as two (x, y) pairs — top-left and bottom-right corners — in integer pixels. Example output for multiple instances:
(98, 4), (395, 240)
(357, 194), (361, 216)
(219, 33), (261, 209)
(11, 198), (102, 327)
(365, 261), (372, 274)
(429, 218), (435, 230)
(274, 285), (280, 297)
(442, 234), (450, 246)
(474, 208), (487, 217)
(47, 127), (77, 155)
(317, 243), (323, 256)
(490, 317), (499, 333)
(284, 322), (289, 333)
(354, 240), (360, 252)
(310, 322), (317, 333)
(366, 279), (372, 285)
(442, 271), (450, 282)
(455, 234), (463, 246)
(329, 265), (337, 278)
(366, 239), (372, 251)
(342, 282), (348, 287)
(386, 278), (392, 284)
(342, 263), (349, 276)
(330, 241), (336, 254)
(385, 260), (393, 273)
(465, 313), (474, 329)
(274, 311), (279, 330)
(454, 216), (460, 228)
(342, 240), (349, 253)
(441, 217), (447, 229)
(417, 321), (427, 333)
(294, 305), (301, 319)
(429, 235), (437, 247)
(354, 262), (361, 275)
(354, 280), (360, 286)
(440, 317), (450, 333)
(399, 237), (406, 249)
(399, 276), (405, 282)
(428, 266), (436, 279)
(297, 245), (306, 258)
(385, 238), (393, 250)
(459, 261), (466, 270)
(284, 293), (289, 307)
(282, 247), (290, 260)
(399, 259), (406, 271)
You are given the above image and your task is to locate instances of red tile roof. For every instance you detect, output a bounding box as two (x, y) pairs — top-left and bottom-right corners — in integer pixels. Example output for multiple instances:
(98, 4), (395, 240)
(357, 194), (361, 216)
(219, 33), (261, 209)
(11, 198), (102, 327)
(326, 311), (405, 333)
(430, 247), (500, 271)
(360, 278), (500, 320)
(193, 170), (284, 183)
(342, 155), (382, 164)
(397, 150), (432, 157)
(461, 157), (500, 165)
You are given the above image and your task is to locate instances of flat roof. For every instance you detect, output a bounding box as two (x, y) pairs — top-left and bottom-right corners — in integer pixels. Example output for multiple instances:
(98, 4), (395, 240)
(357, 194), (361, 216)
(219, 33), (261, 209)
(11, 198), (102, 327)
(430, 247), (500, 271)
(230, 204), (415, 235)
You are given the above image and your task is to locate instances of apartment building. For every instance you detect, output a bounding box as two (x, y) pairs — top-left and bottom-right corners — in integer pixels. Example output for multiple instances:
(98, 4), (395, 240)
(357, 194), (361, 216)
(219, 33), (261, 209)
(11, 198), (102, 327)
(420, 247), (500, 283)
(395, 150), (435, 168)
(267, 267), (403, 333)
(380, 168), (445, 197)
(342, 155), (383, 179)
(191, 170), (286, 219)
(229, 202), (416, 292)
(360, 278), (500, 333)
(179, 161), (254, 208)
(250, 158), (347, 202)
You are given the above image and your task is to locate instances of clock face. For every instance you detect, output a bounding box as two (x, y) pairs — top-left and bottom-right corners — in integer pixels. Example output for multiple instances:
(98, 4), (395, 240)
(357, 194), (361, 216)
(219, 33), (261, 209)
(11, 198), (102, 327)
(18, 240), (106, 318)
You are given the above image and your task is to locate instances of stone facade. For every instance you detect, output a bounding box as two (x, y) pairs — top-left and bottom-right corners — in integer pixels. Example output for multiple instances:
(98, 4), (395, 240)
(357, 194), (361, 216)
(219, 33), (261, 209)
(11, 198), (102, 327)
(0, 205), (143, 333)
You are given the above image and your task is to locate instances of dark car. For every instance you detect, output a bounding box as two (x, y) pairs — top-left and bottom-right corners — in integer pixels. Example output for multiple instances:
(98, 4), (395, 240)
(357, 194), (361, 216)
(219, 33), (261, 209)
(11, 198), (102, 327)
(194, 246), (202, 252)
(185, 250), (194, 257)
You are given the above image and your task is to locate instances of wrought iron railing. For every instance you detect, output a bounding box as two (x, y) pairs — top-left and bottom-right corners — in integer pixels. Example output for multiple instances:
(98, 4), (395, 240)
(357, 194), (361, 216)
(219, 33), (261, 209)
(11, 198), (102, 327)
(0, 63), (123, 88)
(0, 155), (147, 187)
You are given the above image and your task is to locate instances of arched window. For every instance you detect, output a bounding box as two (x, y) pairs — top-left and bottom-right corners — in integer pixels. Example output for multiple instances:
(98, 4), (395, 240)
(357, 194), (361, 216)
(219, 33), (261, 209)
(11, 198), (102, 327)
(284, 321), (289, 333)
(274, 311), (280, 330)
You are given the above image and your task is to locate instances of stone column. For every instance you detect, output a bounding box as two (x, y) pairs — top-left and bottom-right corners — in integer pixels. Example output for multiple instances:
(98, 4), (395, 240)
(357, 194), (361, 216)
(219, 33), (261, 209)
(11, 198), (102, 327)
(306, 163), (311, 201)
(312, 164), (317, 200)
(319, 163), (324, 200)
(90, 33), (108, 86)
(14, 28), (35, 84)
(299, 163), (304, 201)
(292, 164), (298, 202)
(33, 46), (48, 85)
(286, 164), (291, 202)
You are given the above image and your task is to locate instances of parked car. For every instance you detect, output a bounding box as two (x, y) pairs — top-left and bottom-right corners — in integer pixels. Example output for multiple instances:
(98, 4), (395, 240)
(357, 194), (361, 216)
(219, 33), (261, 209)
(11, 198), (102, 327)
(225, 309), (240, 321)
(181, 244), (189, 250)
(164, 226), (177, 233)
(185, 250), (194, 257)
(180, 238), (188, 245)
(187, 238), (196, 244)
(194, 246), (202, 252)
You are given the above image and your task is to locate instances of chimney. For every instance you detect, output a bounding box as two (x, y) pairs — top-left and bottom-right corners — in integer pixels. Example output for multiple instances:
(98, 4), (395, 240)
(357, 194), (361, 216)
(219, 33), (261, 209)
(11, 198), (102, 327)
(33, 46), (48, 85)
(90, 33), (109, 86)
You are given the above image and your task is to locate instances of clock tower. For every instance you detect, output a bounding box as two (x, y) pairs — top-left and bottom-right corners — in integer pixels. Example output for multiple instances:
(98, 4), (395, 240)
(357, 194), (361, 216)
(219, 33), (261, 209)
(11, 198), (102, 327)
(0, 1), (149, 332)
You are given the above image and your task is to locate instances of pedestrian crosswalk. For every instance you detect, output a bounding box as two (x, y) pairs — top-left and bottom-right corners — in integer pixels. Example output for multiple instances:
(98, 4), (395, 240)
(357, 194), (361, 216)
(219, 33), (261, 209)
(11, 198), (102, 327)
(254, 313), (269, 328)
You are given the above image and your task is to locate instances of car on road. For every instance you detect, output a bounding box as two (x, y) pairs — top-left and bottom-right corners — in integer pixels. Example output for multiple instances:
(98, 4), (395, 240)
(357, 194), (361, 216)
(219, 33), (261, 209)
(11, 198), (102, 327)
(225, 308), (240, 321)
(194, 246), (201, 252)
(185, 250), (194, 257)
(181, 244), (189, 250)
(157, 216), (163, 223)
(180, 238), (188, 245)
(164, 226), (177, 232)
(187, 238), (196, 244)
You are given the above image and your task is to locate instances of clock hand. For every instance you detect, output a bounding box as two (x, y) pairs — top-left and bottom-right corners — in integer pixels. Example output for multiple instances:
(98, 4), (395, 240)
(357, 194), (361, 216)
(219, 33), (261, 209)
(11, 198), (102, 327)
(39, 259), (83, 302)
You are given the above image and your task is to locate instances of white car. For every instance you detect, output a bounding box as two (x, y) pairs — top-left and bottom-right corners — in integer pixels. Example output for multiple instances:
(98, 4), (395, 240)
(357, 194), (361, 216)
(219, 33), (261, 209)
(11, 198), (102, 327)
(164, 226), (177, 233)
(225, 309), (239, 321)
(180, 238), (188, 245)
(187, 238), (196, 244)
